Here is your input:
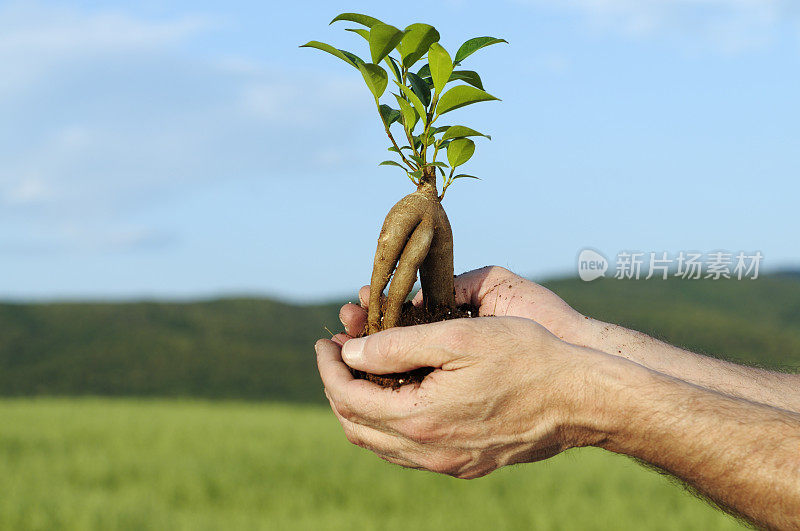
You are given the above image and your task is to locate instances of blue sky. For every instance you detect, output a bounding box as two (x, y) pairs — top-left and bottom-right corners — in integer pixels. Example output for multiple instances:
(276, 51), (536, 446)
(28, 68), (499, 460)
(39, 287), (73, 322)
(1, 0), (798, 301)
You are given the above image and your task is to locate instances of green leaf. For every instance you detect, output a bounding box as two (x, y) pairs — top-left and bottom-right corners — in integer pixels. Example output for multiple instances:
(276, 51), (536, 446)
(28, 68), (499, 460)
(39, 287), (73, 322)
(395, 81), (426, 122)
(449, 70), (483, 90)
(345, 28), (370, 40)
(397, 23), (440, 68)
(358, 63), (388, 99)
(300, 41), (363, 68)
(330, 13), (383, 28)
(441, 125), (491, 142)
(379, 104), (401, 126)
(409, 154), (426, 166)
(453, 174), (481, 180)
(447, 138), (475, 167)
(389, 145), (414, 153)
(369, 23), (405, 64)
(428, 43), (453, 95)
(406, 72), (431, 108)
(380, 160), (406, 169)
(425, 161), (449, 168)
(420, 130), (436, 146)
(394, 94), (418, 131)
(436, 85), (499, 116)
(386, 56), (402, 81)
(341, 50), (365, 66)
(409, 169), (423, 179)
(417, 64), (430, 79)
(454, 37), (508, 64)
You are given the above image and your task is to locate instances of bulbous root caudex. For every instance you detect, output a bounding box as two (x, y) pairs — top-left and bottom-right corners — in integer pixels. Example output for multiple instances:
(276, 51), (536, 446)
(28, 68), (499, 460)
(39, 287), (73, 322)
(367, 168), (455, 335)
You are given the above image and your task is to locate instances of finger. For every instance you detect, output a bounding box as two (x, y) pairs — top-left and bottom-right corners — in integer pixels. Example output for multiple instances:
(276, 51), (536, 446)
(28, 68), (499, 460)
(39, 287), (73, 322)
(359, 285), (390, 315)
(339, 303), (367, 337)
(358, 285), (370, 308)
(331, 333), (351, 347)
(316, 339), (419, 429)
(316, 338), (356, 387)
(341, 321), (464, 374)
(378, 453), (425, 470)
(411, 288), (424, 307)
(327, 395), (418, 461)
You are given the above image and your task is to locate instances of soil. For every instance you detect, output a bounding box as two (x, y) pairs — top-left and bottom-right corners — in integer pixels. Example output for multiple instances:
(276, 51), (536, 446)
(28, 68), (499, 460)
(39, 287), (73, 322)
(349, 300), (479, 389)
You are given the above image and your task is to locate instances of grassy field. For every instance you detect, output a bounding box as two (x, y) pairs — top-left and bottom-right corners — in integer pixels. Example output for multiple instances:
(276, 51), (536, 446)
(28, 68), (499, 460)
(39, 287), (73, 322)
(0, 398), (744, 531)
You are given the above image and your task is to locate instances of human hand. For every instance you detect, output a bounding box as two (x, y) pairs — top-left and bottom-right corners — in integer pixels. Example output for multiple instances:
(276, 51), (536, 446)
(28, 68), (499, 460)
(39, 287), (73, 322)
(316, 316), (610, 479)
(335, 266), (589, 346)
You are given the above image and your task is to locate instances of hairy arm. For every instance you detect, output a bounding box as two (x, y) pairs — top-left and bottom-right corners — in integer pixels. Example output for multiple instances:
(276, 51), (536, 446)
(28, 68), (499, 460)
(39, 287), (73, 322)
(593, 354), (800, 529)
(572, 318), (800, 414)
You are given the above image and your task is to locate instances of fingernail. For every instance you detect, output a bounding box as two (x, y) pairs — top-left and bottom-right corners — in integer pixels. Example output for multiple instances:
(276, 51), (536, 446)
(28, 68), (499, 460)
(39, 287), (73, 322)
(342, 337), (365, 364)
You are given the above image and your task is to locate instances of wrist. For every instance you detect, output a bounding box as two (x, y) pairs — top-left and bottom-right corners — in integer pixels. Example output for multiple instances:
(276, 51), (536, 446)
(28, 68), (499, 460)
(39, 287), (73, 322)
(556, 344), (648, 449)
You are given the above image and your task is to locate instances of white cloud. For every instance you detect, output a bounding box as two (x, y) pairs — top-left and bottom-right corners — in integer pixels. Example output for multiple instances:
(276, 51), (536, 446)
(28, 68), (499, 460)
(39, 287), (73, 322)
(0, 3), (371, 254)
(0, 2), (208, 96)
(0, 4), (206, 54)
(517, 0), (800, 51)
(6, 177), (51, 204)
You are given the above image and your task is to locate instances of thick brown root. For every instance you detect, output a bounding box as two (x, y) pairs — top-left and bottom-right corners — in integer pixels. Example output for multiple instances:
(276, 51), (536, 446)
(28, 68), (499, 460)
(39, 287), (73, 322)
(384, 216), (434, 328)
(367, 193), (426, 334)
(367, 172), (455, 335)
(419, 203), (454, 313)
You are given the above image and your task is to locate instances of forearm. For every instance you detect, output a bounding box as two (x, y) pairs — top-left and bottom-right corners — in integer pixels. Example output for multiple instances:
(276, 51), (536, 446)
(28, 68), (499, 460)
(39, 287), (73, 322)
(572, 318), (800, 413)
(584, 353), (800, 529)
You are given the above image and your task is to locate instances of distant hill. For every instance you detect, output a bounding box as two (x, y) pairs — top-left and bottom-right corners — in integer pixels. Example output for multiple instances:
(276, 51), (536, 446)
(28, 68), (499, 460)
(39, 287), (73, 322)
(0, 276), (798, 402)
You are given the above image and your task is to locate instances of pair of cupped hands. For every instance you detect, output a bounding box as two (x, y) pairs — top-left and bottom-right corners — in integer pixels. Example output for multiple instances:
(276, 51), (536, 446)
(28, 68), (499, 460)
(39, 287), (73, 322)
(315, 266), (615, 479)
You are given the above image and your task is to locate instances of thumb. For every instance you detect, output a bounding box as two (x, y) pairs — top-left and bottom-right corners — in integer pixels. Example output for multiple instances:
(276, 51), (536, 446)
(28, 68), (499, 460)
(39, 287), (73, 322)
(341, 324), (456, 374)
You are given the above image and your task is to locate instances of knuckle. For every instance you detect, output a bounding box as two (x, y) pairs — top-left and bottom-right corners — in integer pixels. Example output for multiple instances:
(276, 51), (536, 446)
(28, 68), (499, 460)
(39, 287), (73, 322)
(403, 417), (439, 444)
(454, 470), (481, 480)
(343, 427), (364, 448)
(335, 402), (357, 422)
(443, 453), (475, 478)
(443, 321), (476, 351)
(486, 265), (513, 277)
(373, 328), (406, 363)
(424, 457), (458, 476)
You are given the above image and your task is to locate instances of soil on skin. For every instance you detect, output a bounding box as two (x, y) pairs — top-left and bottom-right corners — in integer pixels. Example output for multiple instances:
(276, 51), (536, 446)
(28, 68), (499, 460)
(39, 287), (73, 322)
(349, 301), (479, 389)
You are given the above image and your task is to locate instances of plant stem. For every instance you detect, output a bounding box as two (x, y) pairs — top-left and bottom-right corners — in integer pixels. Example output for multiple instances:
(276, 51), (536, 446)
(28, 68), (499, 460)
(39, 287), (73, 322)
(405, 126), (419, 158)
(387, 127), (415, 171)
(439, 167), (455, 200)
(377, 101), (416, 171)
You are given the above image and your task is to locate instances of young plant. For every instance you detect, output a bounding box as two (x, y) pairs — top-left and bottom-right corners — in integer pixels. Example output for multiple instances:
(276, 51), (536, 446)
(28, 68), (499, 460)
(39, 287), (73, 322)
(302, 13), (505, 335)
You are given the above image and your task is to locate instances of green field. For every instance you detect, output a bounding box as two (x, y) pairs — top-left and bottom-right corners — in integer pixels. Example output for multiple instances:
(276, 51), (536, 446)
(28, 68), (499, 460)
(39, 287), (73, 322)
(1, 276), (796, 529)
(0, 398), (744, 530)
